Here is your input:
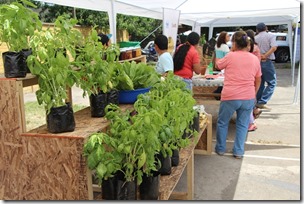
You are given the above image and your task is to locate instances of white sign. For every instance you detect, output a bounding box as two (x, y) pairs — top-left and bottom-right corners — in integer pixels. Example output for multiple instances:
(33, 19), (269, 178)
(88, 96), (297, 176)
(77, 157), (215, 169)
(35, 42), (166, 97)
(163, 8), (180, 55)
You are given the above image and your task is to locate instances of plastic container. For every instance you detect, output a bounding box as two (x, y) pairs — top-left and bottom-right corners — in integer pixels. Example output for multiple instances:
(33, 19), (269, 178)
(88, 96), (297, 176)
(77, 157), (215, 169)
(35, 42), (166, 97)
(118, 87), (151, 104)
(119, 41), (141, 48)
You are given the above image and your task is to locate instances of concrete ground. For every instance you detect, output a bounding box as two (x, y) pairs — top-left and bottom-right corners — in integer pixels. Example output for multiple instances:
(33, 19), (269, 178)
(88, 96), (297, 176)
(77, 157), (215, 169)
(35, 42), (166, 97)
(23, 67), (301, 201)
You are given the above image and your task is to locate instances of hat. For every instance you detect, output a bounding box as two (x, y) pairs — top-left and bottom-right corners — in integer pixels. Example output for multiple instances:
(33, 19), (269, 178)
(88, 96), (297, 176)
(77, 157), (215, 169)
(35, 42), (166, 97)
(106, 34), (112, 38)
(256, 23), (266, 32)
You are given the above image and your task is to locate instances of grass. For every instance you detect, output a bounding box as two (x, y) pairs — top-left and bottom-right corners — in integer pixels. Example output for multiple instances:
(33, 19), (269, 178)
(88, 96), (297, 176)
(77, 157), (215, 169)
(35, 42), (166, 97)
(24, 101), (87, 131)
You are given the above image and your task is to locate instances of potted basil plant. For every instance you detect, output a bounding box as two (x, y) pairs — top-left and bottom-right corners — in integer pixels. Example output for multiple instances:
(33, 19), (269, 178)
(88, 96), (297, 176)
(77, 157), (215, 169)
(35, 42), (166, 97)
(0, 0), (42, 77)
(27, 15), (83, 133)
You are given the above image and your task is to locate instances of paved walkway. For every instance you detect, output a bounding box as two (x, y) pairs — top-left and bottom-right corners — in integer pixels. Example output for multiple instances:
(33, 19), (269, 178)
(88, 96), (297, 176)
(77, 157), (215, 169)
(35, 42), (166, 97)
(23, 67), (301, 201)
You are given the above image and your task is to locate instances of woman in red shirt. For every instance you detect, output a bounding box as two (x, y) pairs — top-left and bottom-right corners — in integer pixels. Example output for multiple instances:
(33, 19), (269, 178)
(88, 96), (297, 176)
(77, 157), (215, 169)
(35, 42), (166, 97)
(173, 32), (202, 90)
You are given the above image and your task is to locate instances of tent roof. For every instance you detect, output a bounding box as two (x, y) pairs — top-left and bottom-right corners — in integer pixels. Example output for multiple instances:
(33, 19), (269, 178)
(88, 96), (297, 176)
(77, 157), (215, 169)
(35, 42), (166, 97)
(37, 0), (300, 27)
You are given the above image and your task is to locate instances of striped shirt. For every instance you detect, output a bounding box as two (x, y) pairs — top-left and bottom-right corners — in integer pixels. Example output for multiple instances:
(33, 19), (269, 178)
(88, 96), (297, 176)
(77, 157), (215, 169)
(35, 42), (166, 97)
(255, 31), (277, 60)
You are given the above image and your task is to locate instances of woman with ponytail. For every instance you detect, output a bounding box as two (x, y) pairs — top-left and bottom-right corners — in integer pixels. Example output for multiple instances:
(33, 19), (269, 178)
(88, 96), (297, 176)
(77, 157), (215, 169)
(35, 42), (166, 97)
(173, 31), (202, 90)
(214, 31), (262, 159)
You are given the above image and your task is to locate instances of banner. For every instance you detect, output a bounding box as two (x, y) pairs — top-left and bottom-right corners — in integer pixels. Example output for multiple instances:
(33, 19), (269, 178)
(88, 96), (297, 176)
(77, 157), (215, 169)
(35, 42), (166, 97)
(163, 8), (180, 55)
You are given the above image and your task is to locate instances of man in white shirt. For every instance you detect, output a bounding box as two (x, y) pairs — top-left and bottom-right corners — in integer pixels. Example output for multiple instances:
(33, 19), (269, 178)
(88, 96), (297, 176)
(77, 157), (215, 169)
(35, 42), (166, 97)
(154, 34), (174, 77)
(255, 23), (277, 110)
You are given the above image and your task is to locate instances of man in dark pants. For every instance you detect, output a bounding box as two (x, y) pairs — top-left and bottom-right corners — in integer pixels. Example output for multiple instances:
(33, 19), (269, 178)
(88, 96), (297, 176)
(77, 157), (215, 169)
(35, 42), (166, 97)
(255, 23), (278, 110)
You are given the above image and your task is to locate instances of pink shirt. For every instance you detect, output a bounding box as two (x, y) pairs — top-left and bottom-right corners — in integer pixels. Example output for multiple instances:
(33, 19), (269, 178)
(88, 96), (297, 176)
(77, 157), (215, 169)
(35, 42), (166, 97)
(217, 51), (262, 101)
(252, 44), (261, 60)
(174, 45), (200, 79)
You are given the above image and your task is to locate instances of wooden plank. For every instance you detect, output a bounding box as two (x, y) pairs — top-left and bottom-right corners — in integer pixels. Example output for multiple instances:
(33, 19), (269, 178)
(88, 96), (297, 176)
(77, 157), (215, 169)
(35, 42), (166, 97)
(194, 113), (212, 155)
(118, 55), (146, 63)
(21, 105), (133, 139)
(206, 114), (213, 155)
(169, 192), (188, 200)
(16, 80), (26, 132)
(187, 153), (194, 200)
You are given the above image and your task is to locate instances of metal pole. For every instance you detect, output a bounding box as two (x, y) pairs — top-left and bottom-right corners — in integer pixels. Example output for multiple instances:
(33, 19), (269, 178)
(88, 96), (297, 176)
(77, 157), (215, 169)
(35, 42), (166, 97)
(139, 24), (162, 44)
(292, 64), (300, 104)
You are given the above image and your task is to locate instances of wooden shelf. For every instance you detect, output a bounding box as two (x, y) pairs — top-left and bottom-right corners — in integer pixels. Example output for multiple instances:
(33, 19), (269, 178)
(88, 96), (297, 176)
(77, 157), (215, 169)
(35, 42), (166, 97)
(118, 55), (146, 63)
(0, 73), (212, 200)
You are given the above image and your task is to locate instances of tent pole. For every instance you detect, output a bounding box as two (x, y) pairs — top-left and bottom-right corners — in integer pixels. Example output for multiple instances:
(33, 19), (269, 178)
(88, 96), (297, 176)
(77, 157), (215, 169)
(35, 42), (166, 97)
(109, 0), (116, 44)
(292, 64), (300, 104)
(139, 24), (162, 44)
(291, 17), (299, 86)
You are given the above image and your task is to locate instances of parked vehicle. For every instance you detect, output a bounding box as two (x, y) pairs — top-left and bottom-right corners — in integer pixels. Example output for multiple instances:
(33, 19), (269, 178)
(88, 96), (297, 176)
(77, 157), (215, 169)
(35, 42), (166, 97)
(141, 41), (158, 62)
(215, 32), (290, 63)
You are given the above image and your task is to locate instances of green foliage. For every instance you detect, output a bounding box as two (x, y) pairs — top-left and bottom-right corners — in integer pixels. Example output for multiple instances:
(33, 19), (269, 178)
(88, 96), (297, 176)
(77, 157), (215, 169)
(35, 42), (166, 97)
(83, 73), (198, 185)
(0, 0), (42, 51)
(117, 14), (162, 40)
(116, 61), (160, 90)
(83, 132), (122, 184)
(74, 28), (121, 96)
(103, 104), (162, 184)
(27, 15), (83, 114)
(135, 72), (198, 157)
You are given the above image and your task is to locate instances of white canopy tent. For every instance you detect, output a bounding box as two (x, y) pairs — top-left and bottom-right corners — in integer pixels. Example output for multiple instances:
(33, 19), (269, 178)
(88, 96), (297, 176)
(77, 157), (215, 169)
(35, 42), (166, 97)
(36, 0), (301, 87)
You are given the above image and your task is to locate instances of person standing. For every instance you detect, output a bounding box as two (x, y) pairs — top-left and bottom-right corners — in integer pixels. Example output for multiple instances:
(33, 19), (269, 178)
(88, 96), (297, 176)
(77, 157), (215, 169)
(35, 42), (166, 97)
(255, 23), (278, 110)
(213, 31), (231, 98)
(246, 29), (263, 132)
(173, 31), (202, 90)
(98, 33), (112, 46)
(214, 31), (262, 159)
(154, 34), (174, 77)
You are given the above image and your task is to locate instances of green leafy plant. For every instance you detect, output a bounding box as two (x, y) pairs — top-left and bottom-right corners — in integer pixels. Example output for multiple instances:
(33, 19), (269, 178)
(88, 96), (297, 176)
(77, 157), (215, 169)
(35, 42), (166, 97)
(27, 15), (83, 114)
(116, 61), (160, 90)
(0, 0), (42, 51)
(83, 132), (123, 185)
(83, 73), (198, 186)
(74, 28), (121, 96)
(134, 72), (198, 157)
(104, 104), (163, 184)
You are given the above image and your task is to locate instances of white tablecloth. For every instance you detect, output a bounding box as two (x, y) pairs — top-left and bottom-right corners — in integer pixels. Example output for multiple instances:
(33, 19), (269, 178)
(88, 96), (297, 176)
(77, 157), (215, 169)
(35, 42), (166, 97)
(192, 75), (224, 87)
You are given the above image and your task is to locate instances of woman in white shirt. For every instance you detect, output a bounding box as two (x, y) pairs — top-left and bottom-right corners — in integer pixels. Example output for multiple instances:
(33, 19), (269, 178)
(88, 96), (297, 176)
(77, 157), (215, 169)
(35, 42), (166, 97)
(213, 31), (230, 98)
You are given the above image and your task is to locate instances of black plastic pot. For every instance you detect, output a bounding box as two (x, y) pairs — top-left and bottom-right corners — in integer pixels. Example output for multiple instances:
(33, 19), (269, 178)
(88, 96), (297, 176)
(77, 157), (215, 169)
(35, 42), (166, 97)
(139, 171), (160, 200)
(192, 111), (200, 132)
(107, 89), (119, 106)
(182, 129), (191, 139)
(3, 51), (26, 78)
(157, 153), (172, 175)
(171, 149), (180, 166)
(21, 49), (32, 73)
(89, 91), (108, 117)
(102, 172), (137, 200)
(46, 102), (75, 133)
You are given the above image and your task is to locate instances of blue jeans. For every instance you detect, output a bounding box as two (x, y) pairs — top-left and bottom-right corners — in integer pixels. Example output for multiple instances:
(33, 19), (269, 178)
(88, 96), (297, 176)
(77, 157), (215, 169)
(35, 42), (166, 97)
(182, 78), (193, 91)
(215, 99), (255, 156)
(256, 60), (276, 105)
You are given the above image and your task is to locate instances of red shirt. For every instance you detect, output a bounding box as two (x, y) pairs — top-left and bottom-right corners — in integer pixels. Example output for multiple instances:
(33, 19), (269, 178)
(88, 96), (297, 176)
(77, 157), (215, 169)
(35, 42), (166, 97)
(174, 45), (200, 79)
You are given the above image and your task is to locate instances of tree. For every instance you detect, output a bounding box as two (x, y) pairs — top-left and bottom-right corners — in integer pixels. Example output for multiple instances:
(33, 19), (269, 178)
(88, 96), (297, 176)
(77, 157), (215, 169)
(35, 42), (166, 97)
(0, 1), (162, 42)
